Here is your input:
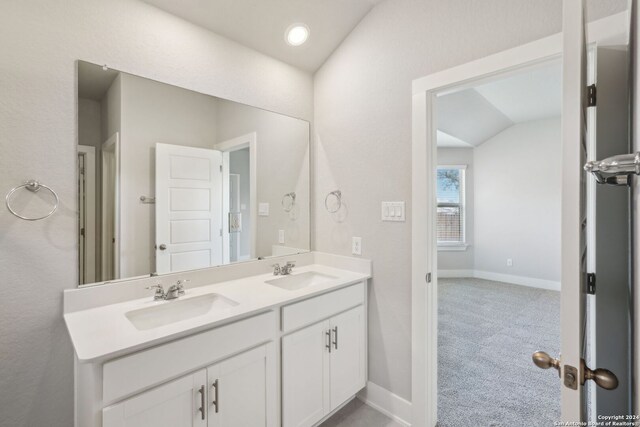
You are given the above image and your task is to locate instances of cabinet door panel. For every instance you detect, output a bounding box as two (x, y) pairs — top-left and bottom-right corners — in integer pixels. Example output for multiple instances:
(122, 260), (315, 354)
(330, 305), (365, 410)
(103, 369), (207, 427)
(282, 320), (330, 427)
(208, 345), (270, 427)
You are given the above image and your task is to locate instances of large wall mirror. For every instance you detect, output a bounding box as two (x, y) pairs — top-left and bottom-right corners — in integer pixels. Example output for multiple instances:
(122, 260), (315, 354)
(76, 61), (310, 286)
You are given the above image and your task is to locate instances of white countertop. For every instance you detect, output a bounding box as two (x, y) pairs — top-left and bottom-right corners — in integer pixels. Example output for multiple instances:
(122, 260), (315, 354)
(64, 264), (369, 363)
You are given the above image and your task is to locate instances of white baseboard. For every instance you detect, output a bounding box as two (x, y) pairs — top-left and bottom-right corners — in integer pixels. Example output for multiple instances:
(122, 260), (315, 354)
(437, 269), (561, 291)
(357, 381), (412, 426)
(437, 269), (474, 278)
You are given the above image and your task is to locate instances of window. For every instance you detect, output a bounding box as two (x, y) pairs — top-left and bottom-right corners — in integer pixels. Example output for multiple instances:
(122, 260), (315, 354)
(437, 166), (466, 247)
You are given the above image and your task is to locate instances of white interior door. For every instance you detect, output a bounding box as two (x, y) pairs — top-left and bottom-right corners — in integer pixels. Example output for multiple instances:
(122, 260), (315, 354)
(561, 0), (589, 421)
(282, 320), (330, 427)
(156, 143), (223, 274)
(329, 306), (366, 410)
(102, 369), (207, 427)
(207, 345), (270, 427)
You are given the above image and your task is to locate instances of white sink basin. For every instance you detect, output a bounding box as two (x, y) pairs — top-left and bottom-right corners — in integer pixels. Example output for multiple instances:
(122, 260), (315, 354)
(125, 293), (239, 330)
(265, 271), (337, 291)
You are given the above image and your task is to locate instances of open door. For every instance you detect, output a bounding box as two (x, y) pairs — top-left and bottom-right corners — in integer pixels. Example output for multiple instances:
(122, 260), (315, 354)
(533, 0), (619, 422)
(155, 143), (223, 274)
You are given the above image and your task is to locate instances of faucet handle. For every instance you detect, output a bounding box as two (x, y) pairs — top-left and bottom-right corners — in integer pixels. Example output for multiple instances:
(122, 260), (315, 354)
(176, 279), (190, 295)
(271, 263), (281, 275)
(146, 284), (165, 300)
(285, 261), (296, 267)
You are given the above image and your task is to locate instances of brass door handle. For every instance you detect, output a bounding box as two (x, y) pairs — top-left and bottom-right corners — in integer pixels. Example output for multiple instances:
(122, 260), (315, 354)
(581, 360), (618, 390)
(532, 351), (561, 377)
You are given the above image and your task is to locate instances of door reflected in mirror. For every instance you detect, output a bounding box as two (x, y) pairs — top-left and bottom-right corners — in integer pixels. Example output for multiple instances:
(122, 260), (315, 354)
(77, 61), (310, 286)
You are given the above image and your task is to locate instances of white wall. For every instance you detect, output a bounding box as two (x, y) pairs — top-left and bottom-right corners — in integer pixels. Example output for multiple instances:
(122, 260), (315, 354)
(436, 148), (474, 271)
(474, 118), (561, 283)
(0, 1), (312, 426)
(313, 0), (625, 401)
(216, 99), (311, 257)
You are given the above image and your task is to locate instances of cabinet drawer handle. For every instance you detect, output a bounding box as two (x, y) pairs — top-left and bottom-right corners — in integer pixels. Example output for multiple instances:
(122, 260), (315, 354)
(332, 326), (338, 350)
(211, 379), (219, 413)
(326, 329), (332, 353)
(198, 385), (205, 420)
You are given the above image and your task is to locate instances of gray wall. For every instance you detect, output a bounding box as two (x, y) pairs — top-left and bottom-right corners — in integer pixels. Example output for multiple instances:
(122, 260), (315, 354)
(437, 148), (474, 271)
(473, 118), (561, 282)
(230, 148), (252, 259)
(119, 72), (220, 278)
(0, 1), (312, 426)
(216, 99), (311, 257)
(313, 0), (626, 400)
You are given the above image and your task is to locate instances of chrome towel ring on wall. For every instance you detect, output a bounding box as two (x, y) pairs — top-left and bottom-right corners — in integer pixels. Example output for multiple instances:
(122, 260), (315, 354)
(282, 192), (296, 212)
(325, 190), (342, 213)
(5, 180), (59, 221)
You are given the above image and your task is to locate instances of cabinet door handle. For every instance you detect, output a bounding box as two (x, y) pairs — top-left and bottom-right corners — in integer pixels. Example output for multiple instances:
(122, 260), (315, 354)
(198, 385), (205, 420)
(211, 379), (219, 413)
(332, 326), (338, 350)
(326, 329), (332, 353)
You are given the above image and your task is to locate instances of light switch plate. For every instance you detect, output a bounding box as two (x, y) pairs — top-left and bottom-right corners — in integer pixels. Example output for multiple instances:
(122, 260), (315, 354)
(382, 201), (405, 222)
(278, 230), (285, 244)
(352, 237), (362, 256)
(258, 202), (270, 216)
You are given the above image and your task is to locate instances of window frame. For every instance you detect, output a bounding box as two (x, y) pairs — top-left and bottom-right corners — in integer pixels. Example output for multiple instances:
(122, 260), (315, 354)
(436, 164), (467, 250)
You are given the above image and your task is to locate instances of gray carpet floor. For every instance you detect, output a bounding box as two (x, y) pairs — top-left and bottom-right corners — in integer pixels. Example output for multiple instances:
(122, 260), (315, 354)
(438, 278), (561, 427)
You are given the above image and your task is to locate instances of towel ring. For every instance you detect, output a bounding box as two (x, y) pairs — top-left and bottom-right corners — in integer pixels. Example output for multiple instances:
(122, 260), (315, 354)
(325, 190), (342, 213)
(5, 180), (59, 221)
(282, 192), (296, 212)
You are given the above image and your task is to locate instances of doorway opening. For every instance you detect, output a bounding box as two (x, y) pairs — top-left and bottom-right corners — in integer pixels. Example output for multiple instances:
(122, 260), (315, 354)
(435, 62), (562, 426)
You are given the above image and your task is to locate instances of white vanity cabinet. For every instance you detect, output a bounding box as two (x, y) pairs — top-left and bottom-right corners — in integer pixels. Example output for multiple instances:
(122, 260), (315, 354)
(103, 344), (272, 427)
(102, 369), (208, 427)
(281, 284), (366, 427)
(207, 344), (273, 427)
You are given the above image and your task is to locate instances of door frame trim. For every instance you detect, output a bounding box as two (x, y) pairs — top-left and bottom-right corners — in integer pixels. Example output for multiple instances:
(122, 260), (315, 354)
(216, 132), (258, 262)
(410, 12), (628, 426)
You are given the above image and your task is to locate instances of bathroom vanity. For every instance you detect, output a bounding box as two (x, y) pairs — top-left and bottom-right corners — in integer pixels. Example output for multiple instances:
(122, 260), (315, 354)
(64, 252), (371, 427)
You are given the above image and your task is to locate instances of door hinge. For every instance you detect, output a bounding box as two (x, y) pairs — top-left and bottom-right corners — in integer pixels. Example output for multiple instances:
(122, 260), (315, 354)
(587, 273), (596, 295)
(426, 272), (432, 284)
(220, 165), (223, 172)
(587, 84), (597, 107)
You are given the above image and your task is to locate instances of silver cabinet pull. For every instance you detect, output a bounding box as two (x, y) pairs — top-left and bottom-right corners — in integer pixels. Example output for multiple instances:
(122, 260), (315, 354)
(198, 385), (205, 420)
(159, 244), (167, 250)
(211, 379), (219, 413)
(332, 326), (338, 350)
(325, 330), (332, 353)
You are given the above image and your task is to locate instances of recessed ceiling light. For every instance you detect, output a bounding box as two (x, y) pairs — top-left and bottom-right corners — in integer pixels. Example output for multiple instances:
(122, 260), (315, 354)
(285, 24), (309, 46)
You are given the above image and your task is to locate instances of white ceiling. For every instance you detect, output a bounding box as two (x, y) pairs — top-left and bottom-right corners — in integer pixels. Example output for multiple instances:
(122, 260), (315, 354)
(142, 0), (383, 72)
(437, 62), (562, 147)
(78, 62), (119, 101)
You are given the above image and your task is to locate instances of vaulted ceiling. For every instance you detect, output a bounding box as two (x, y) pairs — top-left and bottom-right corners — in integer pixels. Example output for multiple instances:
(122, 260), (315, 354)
(437, 62), (562, 148)
(142, 0), (384, 72)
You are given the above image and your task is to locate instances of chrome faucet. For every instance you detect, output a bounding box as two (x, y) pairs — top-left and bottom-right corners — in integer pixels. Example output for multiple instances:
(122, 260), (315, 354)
(146, 279), (189, 301)
(281, 261), (296, 275)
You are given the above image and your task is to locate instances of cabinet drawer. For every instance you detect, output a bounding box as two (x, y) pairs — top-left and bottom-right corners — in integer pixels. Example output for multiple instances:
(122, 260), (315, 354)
(103, 311), (275, 405)
(281, 282), (364, 333)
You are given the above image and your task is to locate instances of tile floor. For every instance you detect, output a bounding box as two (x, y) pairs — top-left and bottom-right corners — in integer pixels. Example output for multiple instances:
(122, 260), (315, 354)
(320, 398), (403, 427)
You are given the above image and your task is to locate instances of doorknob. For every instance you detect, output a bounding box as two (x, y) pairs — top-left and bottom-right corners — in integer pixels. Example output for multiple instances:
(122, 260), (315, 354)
(158, 244), (167, 250)
(533, 351), (619, 390)
(532, 351), (561, 377)
(581, 360), (618, 390)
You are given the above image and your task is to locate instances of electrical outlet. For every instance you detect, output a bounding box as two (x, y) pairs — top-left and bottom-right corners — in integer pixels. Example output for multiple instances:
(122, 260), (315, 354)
(507, 258), (513, 267)
(352, 237), (362, 256)
(278, 230), (285, 244)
